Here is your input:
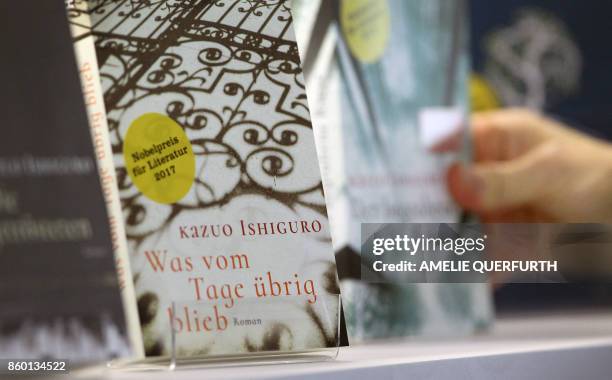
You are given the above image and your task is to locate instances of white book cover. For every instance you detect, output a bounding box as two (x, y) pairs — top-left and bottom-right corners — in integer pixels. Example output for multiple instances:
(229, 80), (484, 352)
(74, 0), (345, 357)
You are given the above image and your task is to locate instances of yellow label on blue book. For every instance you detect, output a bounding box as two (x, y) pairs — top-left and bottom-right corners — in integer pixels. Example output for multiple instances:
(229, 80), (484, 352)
(341, 0), (390, 63)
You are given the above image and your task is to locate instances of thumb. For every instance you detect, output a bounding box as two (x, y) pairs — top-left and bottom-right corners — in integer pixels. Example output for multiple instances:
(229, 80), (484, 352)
(447, 145), (557, 212)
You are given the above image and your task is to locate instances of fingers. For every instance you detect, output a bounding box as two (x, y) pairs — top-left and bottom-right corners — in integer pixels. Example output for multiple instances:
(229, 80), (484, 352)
(447, 144), (557, 212)
(471, 109), (549, 162)
(479, 208), (556, 223)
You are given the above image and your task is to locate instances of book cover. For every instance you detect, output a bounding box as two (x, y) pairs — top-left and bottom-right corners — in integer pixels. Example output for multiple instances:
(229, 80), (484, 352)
(0, 0), (131, 362)
(295, 0), (493, 341)
(68, 0), (144, 357)
(77, 0), (345, 357)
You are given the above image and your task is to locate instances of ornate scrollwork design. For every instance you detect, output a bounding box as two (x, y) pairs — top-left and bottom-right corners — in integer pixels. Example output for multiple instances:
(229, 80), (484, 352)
(70, 0), (327, 253)
(69, 0), (339, 355)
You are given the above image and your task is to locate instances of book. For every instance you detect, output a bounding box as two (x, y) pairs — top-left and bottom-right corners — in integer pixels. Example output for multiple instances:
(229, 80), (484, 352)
(0, 0), (131, 362)
(71, 0), (345, 358)
(294, 0), (493, 341)
(68, 0), (144, 357)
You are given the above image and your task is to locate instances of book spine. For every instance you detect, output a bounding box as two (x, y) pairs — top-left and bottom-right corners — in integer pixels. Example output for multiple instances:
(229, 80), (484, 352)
(306, 29), (350, 250)
(68, 4), (145, 358)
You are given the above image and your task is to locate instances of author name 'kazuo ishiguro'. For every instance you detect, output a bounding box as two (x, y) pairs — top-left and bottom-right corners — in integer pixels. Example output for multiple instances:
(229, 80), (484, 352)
(179, 219), (324, 240)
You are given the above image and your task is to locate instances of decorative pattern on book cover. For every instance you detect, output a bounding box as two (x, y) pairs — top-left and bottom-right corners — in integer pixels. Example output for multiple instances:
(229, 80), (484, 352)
(70, 0), (345, 357)
(0, 0), (130, 362)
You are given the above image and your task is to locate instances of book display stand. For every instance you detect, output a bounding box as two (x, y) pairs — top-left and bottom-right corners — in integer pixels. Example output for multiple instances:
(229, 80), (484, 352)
(108, 294), (342, 371)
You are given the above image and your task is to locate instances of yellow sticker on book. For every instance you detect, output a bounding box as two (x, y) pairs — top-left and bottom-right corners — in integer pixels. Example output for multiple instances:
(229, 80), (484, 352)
(340, 0), (390, 64)
(470, 74), (501, 112)
(123, 113), (195, 204)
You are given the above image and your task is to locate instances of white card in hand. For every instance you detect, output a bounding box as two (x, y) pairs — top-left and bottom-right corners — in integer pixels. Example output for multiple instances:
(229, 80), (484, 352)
(419, 107), (465, 153)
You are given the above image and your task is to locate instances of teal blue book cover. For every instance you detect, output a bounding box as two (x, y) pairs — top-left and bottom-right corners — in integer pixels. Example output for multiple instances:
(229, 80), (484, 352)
(294, 0), (493, 341)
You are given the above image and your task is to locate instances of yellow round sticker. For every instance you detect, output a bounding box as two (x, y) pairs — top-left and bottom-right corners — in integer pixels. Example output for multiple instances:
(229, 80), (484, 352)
(123, 113), (195, 204)
(340, 0), (390, 64)
(470, 74), (501, 112)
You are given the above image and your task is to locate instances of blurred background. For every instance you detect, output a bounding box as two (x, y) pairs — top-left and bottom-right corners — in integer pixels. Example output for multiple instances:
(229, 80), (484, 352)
(293, 0), (612, 343)
(469, 0), (612, 315)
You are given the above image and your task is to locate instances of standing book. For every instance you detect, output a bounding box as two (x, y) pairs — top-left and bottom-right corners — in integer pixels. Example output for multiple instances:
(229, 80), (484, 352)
(68, 0), (144, 357)
(69, 0), (346, 359)
(0, 0), (131, 362)
(294, 0), (493, 341)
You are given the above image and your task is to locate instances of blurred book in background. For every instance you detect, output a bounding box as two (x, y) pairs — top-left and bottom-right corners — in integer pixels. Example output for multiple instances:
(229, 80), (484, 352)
(0, 0), (131, 362)
(293, 0), (492, 342)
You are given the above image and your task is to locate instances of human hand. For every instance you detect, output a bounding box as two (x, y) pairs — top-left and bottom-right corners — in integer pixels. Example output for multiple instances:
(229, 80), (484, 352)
(447, 109), (612, 222)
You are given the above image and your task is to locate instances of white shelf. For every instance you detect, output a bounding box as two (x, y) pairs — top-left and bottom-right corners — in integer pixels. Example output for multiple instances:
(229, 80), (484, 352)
(77, 312), (612, 380)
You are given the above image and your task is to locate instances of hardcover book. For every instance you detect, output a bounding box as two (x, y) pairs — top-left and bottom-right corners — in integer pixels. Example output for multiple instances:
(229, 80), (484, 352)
(0, 0), (131, 362)
(294, 0), (493, 341)
(70, 0), (345, 358)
